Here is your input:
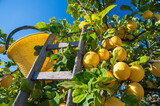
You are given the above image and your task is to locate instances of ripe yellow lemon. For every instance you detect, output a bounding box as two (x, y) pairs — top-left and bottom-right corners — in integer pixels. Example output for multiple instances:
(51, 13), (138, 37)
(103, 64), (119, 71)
(0, 45), (5, 54)
(129, 65), (145, 82)
(102, 39), (112, 50)
(118, 26), (126, 35)
(98, 48), (110, 62)
(149, 58), (160, 77)
(113, 62), (131, 80)
(146, 80), (153, 88)
(127, 21), (137, 31)
(59, 103), (66, 106)
(127, 82), (144, 101)
(104, 96), (124, 106)
(83, 51), (99, 68)
(109, 36), (122, 48)
(113, 47), (127, 62)
(152, 14), (160, 21)
(1, 75), (13, 87)
(142, 10), (153, 20)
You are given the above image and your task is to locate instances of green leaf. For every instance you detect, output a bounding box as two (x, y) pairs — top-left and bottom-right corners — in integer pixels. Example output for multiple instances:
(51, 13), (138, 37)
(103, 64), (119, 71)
(71, 71), (96, 84)
(110, 48), (120, 66)
(92, 77), (115, 85)
(131, 0), (138, 6)
(20, 79), (33, 93)
(140, 56), (149, 63)
(0, 61), (4, 66)
(88, 78), (95, 93)
(49, 92), (60, 106)
(78, 93), (94, 106)
(131, 11), (138, 16)
(35, 22), (48, 31)
(122, 95), (138, 106)
(50, 54), (59, 61)
(31, 89), (43, 99)
(45, 91), (56, 99)
(99, 5), (117, 20)
(120, 5), (133, 11)
(100, 61), (109, 69)
(72, 89), (88, 103)
(100, 68), (107, 77)
(58, 81), (88, 89)
(129, 61), (141, 65)
(94, 91), (101, 106)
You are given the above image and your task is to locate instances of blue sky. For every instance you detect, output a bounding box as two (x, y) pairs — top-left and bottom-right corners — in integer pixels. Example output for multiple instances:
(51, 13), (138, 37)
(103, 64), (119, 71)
(0, 0), (134, 71)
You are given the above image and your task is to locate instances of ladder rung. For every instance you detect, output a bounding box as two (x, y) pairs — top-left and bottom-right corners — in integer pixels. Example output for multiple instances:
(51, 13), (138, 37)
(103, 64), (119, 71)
(47, 41), (79, 50)
(32, 71), (73, 80)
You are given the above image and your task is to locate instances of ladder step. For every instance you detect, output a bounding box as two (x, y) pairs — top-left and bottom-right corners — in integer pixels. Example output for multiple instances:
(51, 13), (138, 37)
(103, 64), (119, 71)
(47, 41), (79, 50)
(32, 71), (73, 80)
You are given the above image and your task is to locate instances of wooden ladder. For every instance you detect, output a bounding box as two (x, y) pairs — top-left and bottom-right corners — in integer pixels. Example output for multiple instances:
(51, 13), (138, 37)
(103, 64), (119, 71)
(5, 25), (87, 106)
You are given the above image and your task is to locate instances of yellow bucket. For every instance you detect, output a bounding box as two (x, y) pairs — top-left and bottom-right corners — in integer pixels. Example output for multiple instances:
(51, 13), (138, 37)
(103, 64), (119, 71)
(6, 33), (58, 78)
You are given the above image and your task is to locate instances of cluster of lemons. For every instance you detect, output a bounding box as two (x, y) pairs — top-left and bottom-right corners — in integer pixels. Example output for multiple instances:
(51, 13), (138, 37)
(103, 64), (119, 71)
(82, 11), (160, 104)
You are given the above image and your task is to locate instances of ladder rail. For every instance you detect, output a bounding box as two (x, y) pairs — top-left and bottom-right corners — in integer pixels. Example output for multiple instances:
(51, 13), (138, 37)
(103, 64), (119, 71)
(12, 33), (56, 106)
(66, 25), (87, 106)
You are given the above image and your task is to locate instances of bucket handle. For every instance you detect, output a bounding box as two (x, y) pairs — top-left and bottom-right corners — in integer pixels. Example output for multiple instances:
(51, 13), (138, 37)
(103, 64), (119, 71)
(5, 26), (39, 52)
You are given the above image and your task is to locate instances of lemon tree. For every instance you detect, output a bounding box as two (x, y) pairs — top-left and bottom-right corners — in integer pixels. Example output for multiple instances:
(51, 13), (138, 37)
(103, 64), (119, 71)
(0, 0), (160, 106)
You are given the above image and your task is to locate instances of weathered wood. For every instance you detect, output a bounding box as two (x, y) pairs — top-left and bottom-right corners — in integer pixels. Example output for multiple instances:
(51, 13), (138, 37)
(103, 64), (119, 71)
(32, 71), (73, 80)
(47, 41), (79, 50)
(13, 33), (56, 106)
(66, 25), (87, 106)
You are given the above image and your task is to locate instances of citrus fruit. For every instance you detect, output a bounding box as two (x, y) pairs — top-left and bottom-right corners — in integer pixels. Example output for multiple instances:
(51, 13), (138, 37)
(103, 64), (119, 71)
(127, 82), (144, 100)
(149, 58), (160, 77)
(142, 10), (153, 20)
(129, 65), (145, 82)
(118, 34), (125, 39)
(0, 45), (5, 54)
(1, 75), (13, 87)
(102, 39), (112, 50)
(113, 47), (127, 62)
(59, 103), (66, 106)
(98, 48), (110, 62)
(152, 14), (160, 21)
(83, 51), (99, 68)
(104, 96), (124, 106)
(146, 80), (153, 88)
(113, 62), (131, 80)
(118, 26), (126, 35)
(127, 21), (137, 31)
(126, 34), (133, 40)
(109, 36), (122, 48)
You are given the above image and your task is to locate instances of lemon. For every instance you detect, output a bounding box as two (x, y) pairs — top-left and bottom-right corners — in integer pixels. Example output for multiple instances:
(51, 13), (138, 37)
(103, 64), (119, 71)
(129, 65), (145, 82)
(127, 82), (144, 100)
(59, 103), (66, 106)
(98, 48), (110, 62)
(127, 21), (137, 31)
(104, 96), (124, 106)
(146, 80), (153, 88)
(102, 39), (112, 50)
(142, 10), (153, 20)
(118, 26), (126, 35)
(152, 14), (160, 21)
(0, 45), (5, 54)
(109, 36), (122, 48)
(1, 75), (13, 87)
(113, 47), (127, 62)
(126, 34), (133, 40)
(83, 51), (99, 68)
(149, 58), (160, 77)
(113, 62), (131, 80)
